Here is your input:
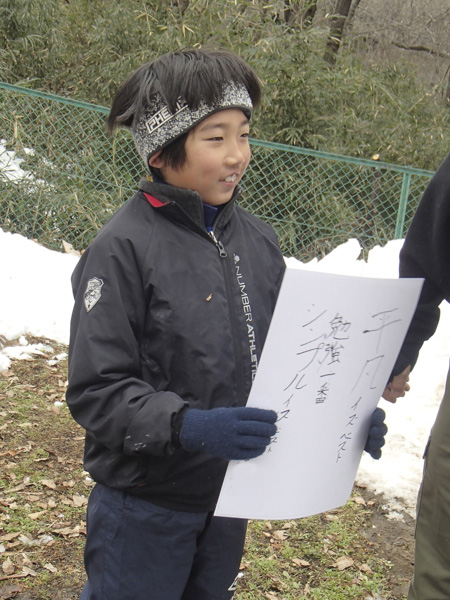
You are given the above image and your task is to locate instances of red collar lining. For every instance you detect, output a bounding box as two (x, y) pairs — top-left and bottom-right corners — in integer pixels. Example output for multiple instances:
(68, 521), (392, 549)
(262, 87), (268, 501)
(143, 192), (168, 208)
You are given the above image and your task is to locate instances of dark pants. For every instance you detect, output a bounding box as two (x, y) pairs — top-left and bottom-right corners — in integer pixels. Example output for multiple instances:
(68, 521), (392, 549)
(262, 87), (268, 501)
(79, 484), (247, 600)
(408, 363), (450, 599)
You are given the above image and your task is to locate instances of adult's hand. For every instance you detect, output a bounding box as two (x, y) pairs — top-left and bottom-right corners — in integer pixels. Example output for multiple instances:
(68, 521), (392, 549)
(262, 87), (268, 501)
(382, 365), (411, 403)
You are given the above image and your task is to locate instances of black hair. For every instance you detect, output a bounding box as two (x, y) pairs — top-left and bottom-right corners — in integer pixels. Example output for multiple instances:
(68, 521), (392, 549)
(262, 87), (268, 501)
(107, 48), (261, 134)
(154, 131), (189, 175)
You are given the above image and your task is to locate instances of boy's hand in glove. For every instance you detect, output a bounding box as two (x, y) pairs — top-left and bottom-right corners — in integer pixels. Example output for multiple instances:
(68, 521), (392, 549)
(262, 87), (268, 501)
(180, 406), (277, 461)
(364, 407), (388, 459)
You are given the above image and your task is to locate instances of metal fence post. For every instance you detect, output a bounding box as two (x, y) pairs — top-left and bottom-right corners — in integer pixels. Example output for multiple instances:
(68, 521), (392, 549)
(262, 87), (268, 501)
(394, 172), (411, 240)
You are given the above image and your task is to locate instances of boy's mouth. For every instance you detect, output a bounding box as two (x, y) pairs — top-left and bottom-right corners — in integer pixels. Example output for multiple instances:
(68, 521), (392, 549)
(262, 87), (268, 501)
(224, 173), (238, 183)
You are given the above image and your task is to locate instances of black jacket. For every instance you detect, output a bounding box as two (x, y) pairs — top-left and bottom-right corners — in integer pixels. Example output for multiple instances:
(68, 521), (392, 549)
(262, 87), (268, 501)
(66, 178), (285, 511)
(392, 151), (450, 375)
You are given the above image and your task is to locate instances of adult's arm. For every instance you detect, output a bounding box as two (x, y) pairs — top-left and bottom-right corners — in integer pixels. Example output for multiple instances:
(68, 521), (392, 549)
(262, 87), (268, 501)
(387, 152), (450, 387)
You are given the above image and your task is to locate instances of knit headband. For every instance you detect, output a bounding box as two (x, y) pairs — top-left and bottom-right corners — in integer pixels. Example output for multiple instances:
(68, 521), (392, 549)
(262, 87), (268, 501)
(132, 81), (253, 168)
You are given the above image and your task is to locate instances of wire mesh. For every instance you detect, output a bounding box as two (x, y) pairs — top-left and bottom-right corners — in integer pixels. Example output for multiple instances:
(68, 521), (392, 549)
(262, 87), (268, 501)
(0, 83), (433, 260)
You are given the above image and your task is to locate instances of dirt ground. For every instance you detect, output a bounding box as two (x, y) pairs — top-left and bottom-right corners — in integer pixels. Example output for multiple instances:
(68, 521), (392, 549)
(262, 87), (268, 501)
(358, 486), (415, 599)
(0, 340), (416, 600)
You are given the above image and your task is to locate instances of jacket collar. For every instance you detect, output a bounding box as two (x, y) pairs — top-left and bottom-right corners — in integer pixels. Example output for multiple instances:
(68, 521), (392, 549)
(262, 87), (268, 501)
(138, 177), (242, 236)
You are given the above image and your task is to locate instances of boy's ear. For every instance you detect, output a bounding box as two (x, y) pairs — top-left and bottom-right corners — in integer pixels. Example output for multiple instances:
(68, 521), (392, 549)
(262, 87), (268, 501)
(149, 151), (165, 169)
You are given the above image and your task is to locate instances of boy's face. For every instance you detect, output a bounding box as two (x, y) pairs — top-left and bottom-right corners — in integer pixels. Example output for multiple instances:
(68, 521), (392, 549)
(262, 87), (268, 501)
(151, 109), (251, 206)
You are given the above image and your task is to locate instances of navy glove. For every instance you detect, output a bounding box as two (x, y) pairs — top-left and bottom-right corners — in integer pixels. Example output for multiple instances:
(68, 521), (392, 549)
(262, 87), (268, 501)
(179, 406), (277, 461)
(364, 407), (387, 459)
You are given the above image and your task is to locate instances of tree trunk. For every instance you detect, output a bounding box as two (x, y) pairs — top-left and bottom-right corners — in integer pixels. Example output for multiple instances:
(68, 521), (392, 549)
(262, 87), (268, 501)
(323, 0), (353, 66)
(283, 0), (318, 29)
(301, 0), (318, 28)
(343, 0), (362, 38)
(445, 64), (450, 107)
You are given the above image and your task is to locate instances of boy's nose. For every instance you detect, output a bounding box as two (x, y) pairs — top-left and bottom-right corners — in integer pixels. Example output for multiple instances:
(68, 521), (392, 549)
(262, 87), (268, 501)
(225, 143), (247, 166)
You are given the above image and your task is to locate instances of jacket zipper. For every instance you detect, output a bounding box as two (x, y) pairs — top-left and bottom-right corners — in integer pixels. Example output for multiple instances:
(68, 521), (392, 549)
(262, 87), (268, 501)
(208, 230), (227, 258)
(208, 229), (247, 405)
(145, 189), (247, 403)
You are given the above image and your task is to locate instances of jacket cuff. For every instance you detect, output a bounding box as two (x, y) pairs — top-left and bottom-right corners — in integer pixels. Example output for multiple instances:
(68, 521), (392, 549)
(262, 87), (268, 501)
(171, 406), (190, 448)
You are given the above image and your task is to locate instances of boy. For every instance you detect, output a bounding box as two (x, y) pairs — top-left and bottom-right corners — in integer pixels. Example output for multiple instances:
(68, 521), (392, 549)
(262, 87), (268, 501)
(67, 48), (386, 600)
(66, 48), (285, 600)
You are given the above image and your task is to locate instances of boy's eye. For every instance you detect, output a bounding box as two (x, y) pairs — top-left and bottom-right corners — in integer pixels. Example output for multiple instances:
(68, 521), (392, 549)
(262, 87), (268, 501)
(208, 136), (223, 141)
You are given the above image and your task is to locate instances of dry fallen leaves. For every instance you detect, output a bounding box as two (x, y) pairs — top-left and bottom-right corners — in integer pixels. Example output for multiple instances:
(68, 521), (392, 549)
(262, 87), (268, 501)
(2, 558), (15, 575)
(28, 510), (47, 520)
(352, 495), (366, 506)
(51, 524), (86, 538)
(359, 563), (373, 574)
(291, 557), (310, 568)
(72, 494), (88, 507)
(334, 555), (354, 571)
(0, 584), (22, 599)
(272, 530), (288, 541)
(40, 479), (57, 490)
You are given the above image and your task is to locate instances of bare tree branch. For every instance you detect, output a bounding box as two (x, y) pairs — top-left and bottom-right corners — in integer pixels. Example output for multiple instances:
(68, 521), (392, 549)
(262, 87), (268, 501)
(391, 41), (450, 60)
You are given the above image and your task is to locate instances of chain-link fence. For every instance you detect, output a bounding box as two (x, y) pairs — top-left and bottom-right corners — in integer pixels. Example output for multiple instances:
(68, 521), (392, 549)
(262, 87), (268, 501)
(0, 82), (434, 260)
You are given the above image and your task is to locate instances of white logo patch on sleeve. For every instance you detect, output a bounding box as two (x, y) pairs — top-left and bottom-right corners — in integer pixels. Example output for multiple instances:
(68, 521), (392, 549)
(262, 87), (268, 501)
(84, 277), (104, 312)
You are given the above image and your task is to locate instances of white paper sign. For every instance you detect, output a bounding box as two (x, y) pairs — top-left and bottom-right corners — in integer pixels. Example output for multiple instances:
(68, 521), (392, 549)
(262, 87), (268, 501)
(215, 267), (423, 520)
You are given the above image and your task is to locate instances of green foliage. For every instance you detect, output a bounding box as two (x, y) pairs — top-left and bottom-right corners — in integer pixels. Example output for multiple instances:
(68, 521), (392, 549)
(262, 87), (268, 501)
(0, 0), (61, 83)
(0, 0), (448, 170)
(0, 0), (444, 258)
(307, 58), (450, 170)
